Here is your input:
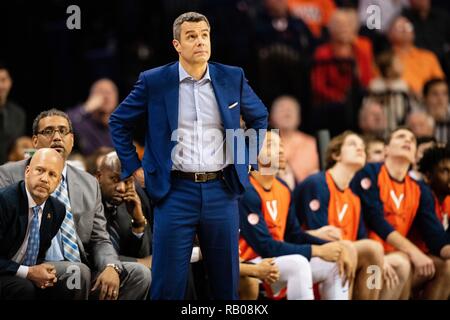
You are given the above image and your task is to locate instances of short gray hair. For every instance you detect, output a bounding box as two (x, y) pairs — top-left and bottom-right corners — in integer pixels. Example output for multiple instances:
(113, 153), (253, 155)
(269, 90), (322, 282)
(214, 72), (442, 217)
(173, 12), (210, 40)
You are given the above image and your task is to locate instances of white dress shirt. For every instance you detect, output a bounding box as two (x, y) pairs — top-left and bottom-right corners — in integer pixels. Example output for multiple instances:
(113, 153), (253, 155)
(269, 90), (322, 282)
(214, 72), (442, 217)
(12, 185), (46, 278)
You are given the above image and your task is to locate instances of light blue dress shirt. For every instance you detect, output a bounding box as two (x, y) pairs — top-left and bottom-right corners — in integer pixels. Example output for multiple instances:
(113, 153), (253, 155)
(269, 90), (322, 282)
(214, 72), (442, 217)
(172, 63), (231, 172)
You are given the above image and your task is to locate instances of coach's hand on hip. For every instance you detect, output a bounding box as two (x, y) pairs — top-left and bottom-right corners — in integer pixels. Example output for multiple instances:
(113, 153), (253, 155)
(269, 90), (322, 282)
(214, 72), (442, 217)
(133, 167), (145, 188)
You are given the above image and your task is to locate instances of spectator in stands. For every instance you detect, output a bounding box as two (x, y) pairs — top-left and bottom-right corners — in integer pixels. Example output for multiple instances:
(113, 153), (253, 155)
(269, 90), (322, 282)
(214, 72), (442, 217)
(96, 152), (152, 265)
(364, 135), (385, 163)
(406, 109), (435, 139)
(270, 95), (319, 185)
(312, 8), (374, 104)
(402, 0), (450, 77)
(288, 0), (336, 39)
(358, 0), (409, 34)
(416, 137), (437, 167)
(311, 8), (374, 136)
(388, 16), (444, 97)
(255, 0), (314, 54)
(369, 50), (413, 132)
(67, 153), (87, 172)
(252, 0), (314, 106)
(7, 136), (33, 162)
(0, 109), (150, 300)
(422, 78), (450, 144)
(358, 100), (388, 138)
(410, 136), (437, 181)
(85, 146), (115, 176)
(0, 62), (26, 165)
(67, 78), (118, 156)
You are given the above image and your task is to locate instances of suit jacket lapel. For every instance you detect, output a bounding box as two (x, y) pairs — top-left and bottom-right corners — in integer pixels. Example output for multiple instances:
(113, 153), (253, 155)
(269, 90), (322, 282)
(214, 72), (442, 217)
(164, 62), (180, 133)
(209, 64), (233, 129)
(13, 182), (30, 256)
(39, 199), (53, 242)
(66, 165), (81, 226)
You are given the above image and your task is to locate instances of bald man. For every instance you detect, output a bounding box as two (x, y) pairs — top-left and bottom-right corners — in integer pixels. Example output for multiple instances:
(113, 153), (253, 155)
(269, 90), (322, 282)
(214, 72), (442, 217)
(0, 148), (67, 299)
(67, 78), (119, 155)
(95, 151), (153, 269)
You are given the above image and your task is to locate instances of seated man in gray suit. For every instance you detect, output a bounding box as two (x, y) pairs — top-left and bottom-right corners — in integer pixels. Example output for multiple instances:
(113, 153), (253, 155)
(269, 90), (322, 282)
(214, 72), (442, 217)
(95, 151), (153, 269)
(0, 109), (150, 300)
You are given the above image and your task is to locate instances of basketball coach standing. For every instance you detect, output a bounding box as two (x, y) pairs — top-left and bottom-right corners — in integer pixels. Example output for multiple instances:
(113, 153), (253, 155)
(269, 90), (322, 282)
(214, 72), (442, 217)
(109, 12), (268, 299)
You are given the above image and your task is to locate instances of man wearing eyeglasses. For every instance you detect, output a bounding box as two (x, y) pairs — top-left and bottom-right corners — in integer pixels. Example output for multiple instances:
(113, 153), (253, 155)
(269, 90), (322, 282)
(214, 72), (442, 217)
(0, 109), (150, 300)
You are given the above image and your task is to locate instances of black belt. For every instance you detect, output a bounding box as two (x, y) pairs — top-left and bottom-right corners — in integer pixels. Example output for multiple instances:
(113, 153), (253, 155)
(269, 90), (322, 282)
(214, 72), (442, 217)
(171, 170), (223, 183)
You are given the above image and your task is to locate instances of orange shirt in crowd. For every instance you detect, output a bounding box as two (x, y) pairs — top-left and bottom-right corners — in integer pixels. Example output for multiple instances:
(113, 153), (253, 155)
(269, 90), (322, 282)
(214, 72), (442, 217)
(282, 131), (319, 183)
(395, 47), (444, 97)
(288, 0), (336, 38)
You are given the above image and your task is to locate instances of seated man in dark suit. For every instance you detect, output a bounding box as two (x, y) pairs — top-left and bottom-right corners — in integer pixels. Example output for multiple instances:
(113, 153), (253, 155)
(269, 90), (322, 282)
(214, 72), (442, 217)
(95, 151), (152, 269)
(0, 148), (66, 299)
(0, 109), (150, 300)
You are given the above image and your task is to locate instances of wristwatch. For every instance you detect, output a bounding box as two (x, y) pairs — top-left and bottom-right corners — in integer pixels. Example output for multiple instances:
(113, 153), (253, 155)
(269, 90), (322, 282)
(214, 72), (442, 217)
(131, 217), (147, 228)
(105, 263), (122, 275)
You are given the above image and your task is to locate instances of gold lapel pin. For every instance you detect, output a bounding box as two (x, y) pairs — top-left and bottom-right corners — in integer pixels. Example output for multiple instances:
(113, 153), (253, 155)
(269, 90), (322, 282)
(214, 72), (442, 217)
(47, 213), (52, 219)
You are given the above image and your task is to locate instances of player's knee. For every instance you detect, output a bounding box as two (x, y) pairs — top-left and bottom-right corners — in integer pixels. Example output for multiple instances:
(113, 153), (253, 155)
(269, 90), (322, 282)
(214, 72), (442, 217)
(444, 259), (450, 284)
(392, 253), (411, 281)
(360, 240), (384, 264)
(293, 254), (310, 269)
(128, 262), (152, 287)
(284, 254), (311, 275)
(318, 259), (342, 278)
(445, 259), (450, 274)
(60, 262), (91, 299)
(368, 240), (384, 257)
(435, 259), (450, 284)
(291, 254), (310, 269)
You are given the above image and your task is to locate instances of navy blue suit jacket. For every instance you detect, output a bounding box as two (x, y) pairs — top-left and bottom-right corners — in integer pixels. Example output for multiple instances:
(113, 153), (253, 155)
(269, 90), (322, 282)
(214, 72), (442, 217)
(0, 181), (66, 275)
(109, 61), (268, 202)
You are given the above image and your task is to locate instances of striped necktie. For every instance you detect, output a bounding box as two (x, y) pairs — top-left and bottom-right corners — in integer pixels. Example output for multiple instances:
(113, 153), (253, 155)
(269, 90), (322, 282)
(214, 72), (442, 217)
(53, 176), (81, 262)
(22, 206), (41, 266)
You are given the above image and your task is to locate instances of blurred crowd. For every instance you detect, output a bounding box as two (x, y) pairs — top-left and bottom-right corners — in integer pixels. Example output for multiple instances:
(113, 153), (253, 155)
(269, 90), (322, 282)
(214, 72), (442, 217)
(1, 0), (449, 176)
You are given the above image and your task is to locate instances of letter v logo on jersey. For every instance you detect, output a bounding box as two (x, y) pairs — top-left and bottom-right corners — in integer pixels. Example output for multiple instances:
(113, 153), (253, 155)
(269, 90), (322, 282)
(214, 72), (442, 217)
(266, 200), (278, 221)
(338, 203), (348, 222)
(390, 190), (404, 210)
(443, 213), (448, 230)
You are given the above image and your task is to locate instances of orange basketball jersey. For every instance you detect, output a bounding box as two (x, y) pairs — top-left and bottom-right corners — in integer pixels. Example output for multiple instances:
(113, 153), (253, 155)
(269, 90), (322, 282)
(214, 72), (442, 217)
(239, 176), (291, 261)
